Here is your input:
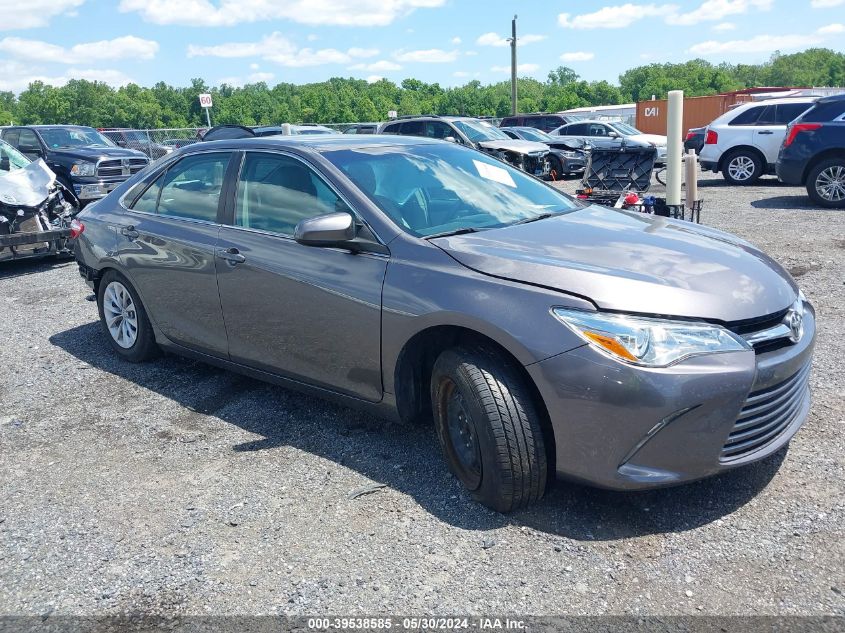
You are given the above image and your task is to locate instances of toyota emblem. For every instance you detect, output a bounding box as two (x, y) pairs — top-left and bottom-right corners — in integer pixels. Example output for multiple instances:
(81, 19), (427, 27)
(785, 308), (804, 344)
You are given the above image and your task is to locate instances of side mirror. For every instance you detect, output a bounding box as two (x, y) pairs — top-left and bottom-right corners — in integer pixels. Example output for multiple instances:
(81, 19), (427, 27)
(294, 212), (357, 248)
(443, 136), (458, 144)
(608, 131), (619, 138)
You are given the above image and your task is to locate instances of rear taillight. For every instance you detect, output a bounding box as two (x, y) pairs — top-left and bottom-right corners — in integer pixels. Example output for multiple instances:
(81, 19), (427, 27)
(685, 131), (695, 141)
(705, 129), (718, 144)
(69, 218), (84, 239)
(783, 122), (821, 147)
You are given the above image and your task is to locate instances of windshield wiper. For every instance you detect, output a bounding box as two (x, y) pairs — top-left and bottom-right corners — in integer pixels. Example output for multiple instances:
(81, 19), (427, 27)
(512, 211), (563, 225)
(425, 227), (485, 239)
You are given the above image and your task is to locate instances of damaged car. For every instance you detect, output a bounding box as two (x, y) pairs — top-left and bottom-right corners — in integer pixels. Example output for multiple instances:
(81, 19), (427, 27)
(378, 115), (550, 178)
(500, 126), (587, 178)
(0, 139), (81, 263)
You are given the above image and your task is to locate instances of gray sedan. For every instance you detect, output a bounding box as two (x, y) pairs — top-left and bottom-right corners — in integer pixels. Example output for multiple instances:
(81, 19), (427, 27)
(73, 135), (815, 513)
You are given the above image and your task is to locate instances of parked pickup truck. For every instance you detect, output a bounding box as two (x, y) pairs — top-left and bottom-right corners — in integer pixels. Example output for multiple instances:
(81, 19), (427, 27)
(0, 125), (148, 204)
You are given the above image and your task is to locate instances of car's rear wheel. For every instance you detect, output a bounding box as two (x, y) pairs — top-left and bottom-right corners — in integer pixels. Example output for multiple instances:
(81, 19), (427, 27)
(97, 270), (159, 362)
(431, 346), (547, 513)
(806, 158), (845, 208)
(722, 150), (763, 185)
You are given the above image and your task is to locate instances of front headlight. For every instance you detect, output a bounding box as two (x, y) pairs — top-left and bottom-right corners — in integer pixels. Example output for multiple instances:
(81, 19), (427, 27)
(70, 161), (96, 177)
(552, 308), (751, 367)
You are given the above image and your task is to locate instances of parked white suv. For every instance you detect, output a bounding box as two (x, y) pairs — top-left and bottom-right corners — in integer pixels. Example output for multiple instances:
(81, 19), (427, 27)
(700, 97), (816, 185)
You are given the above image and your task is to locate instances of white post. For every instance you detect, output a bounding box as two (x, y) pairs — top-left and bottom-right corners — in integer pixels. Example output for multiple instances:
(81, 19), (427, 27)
(685, 148), (698, 210)
(666, 90), (684, 207)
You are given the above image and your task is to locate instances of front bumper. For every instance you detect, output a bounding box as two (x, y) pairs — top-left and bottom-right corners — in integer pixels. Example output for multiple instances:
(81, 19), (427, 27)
(72, 178), (128, 201)
(527, 306), (816, 490)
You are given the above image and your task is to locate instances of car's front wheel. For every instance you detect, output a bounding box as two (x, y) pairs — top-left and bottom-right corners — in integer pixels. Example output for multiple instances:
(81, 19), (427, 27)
(722, 149), (763, 185)
(97, 270), (159, 362)
(806, 158), (845, 208)
(431, 346), (547, 513)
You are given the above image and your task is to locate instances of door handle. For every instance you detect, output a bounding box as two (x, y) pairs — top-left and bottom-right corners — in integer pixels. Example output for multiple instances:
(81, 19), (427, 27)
(757, 130), (774, 135)
(216, 247), (246, 264)
(120, 226), (140, 239)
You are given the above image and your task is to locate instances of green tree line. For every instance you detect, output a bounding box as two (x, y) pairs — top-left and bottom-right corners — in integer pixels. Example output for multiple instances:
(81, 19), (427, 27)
(1, 48), (842, 128)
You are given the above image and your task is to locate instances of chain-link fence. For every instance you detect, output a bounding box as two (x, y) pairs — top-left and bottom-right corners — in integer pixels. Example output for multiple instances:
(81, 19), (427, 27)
(97, 128), (206, 160)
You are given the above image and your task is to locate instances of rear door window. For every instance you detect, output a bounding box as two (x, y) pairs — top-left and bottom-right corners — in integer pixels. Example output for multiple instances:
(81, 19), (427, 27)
(399, 121), (424, 136)
(132, 152), (232, 222)
(729, 106), (765, 126)
(2, 129), (20, 147)
(775, 103), (813, 124)
(380, 122), (401, 135)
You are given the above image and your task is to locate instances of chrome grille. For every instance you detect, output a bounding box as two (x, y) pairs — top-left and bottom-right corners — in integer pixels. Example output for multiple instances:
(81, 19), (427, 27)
(96, 158), (148, 178)
(721, 363), (811, 461)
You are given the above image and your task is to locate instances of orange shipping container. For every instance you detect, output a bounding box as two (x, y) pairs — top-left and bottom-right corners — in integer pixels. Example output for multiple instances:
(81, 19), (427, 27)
(636, 94), (738, 139)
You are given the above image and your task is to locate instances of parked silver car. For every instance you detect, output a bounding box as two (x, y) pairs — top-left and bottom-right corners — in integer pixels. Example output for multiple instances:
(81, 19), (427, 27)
(73, 135), (815, 512)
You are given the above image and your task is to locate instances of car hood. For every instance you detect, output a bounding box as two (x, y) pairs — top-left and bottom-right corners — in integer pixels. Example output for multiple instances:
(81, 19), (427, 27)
(48, 146), (147, 161)
(477, 139), (549, 154)
(431, 205), (797, 322)
(629, 133), (667, 146)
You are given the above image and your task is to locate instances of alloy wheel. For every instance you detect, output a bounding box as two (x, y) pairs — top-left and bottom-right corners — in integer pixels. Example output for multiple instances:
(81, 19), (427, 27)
(815, 165), (845, 202)
(728, 155), (756, 182)
(103, 281), (139, 349)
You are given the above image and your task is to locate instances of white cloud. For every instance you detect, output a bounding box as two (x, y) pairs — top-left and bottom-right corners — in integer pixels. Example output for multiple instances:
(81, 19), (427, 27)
(818, 23), (845, 33)
(0, 0), (85, 30)
(0, 35), (158, 64)
(0, 60), (134, 92)
(688, 33), (823, 55)
(366, 75), (383, 83)
(558, 1), (771, 29)
(559, 4), (676, 29)
(119, 0), (446, 27)
(666, 0), (772, 25)
(491, 63), (540, 74)
(451, 36), (462, 44)
(248, 71), (275, 82)
(560, 51), (595, 61)
(307, 34), (319, 41)
(188, 32), (376, 67)
(476, 32), (546, 47)
(217, 76), (244, 87)
(811, 0), (843, 7)
(394, 48), (458, 62)
(349, 59), (402, 72)
(465, 50), (478, 56)
(249, 63), (260, 70)
(713, 21), (736, 30)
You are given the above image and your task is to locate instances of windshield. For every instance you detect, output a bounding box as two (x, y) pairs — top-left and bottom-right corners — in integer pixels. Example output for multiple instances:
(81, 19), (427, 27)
(324, 144), (579, 237)
(516, 128), (552, 142)
(38, 127), (116, 149)
(452, 119), (510, 143)
(608, 122), (641, 136)
(0, 140), (31, 171)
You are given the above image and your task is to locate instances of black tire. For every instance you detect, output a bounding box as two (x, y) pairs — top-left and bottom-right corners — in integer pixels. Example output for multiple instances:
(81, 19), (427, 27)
(806, 158), (845, 208)
(97, 270), (159, 362)
(431, 346), (547, 513)
(722, 149), (763, 185)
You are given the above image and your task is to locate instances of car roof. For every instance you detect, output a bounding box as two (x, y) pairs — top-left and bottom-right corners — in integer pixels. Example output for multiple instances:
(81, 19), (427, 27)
(195, 135), (445, 153)
(816, 93), (845, 104)
(17, 124), (96, 129)
(734, 96), (819, 107)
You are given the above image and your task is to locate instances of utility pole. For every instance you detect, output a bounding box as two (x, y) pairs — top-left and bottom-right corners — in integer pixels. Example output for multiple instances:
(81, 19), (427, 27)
(509, 15), (518, 115)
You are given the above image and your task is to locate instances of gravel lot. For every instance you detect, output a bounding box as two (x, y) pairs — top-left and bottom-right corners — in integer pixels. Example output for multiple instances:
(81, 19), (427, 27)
(1, 171), (843, 619)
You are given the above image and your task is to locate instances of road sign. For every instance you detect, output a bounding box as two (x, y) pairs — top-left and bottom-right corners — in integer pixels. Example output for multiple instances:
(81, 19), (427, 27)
(387, 110), (398, 119)
(199, 94), (213, 108)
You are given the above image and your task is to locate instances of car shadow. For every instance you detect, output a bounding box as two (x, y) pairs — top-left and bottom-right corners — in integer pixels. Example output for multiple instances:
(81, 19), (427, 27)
(0, 256), (75, 280)
(50, 321), (785, 541)
(750, 195), (823, 210)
